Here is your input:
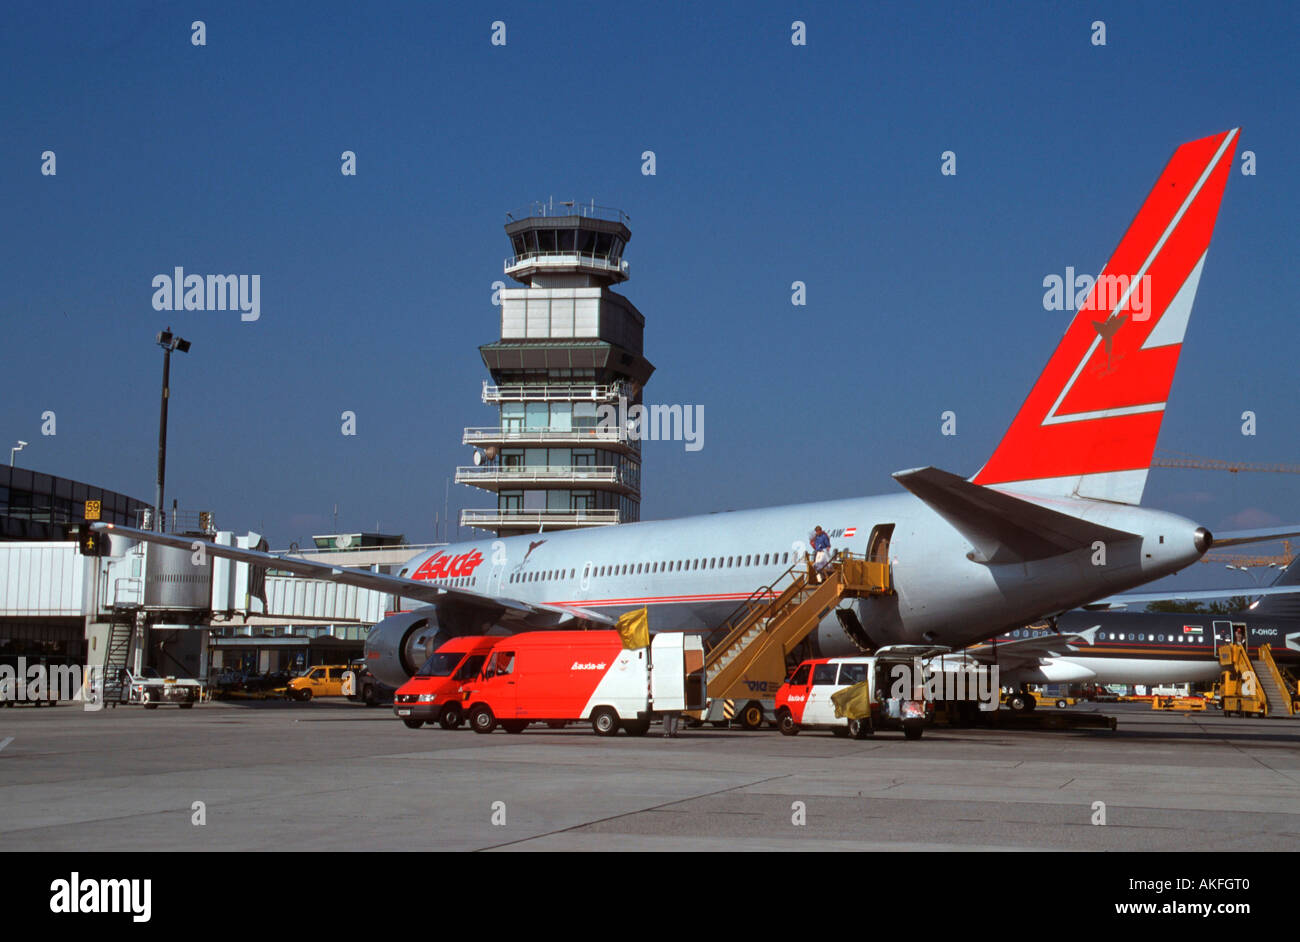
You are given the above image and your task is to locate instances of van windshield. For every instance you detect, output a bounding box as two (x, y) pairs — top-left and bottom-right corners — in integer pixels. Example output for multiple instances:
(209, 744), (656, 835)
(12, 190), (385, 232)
(416, 653), (463, 678)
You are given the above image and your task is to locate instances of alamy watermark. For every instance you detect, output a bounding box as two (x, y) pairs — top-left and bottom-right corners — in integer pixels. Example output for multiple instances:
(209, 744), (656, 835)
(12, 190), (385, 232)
(888, 660), (999, 706)
(151, 267), (260, 322)
(596, 395), (704, 452)
(1042, 267), (1152, 320)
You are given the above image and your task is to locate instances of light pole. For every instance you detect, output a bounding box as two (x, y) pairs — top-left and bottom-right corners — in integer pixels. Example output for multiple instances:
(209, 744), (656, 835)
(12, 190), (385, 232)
(154, 328), (191, 531)
(9, 441), (27, 467)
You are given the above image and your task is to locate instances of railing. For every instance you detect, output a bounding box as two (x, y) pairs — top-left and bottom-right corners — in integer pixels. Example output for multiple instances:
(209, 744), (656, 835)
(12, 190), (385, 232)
(482, 381), (624, 403)
(463, 426), (633, 445)
(460, 509), (621, 527)
(1257, 644), (1297, 716)
(111, 577), (143, 608)
(455, 465), (637, 490)
(134, 508), (215, 534)
(279, 542), (443, 556)
(503, 251), (628, 275)
(506, 200), (629, 224)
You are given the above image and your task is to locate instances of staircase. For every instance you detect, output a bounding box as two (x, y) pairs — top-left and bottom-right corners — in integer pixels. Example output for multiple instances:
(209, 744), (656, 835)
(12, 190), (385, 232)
(1255, 645), (1296, 717)
(100, 613), (136, 704)
(702, 552), (891, 702)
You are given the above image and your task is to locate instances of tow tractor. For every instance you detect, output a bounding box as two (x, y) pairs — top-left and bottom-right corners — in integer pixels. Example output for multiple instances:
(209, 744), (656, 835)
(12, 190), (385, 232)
(120, 667), (201, 709)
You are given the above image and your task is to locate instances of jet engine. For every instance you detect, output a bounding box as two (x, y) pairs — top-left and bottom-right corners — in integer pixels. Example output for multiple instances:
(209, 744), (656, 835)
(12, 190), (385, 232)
(363, 607), (447, 687)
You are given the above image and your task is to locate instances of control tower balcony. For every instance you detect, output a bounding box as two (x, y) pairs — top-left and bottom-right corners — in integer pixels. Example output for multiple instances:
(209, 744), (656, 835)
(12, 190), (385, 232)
(503, 201), (632, 286)
(463, 425), (639, 457)
(460, 508), (621, 531)
(454, 464), (639, 497)
(482, 381), (625, 404)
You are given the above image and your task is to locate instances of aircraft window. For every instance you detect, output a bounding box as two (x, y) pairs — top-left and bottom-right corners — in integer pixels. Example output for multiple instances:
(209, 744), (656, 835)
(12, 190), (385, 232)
(1127, 634), (1135, 641)
(636, 564), (643, 574)
(788, 664), (811, 686)
(570, 569), (575, 578)
(812, 664), (838, 685)
(1158, 634), (1165, 642)
(839, 663), (868, 685)
(1139, 634), (1146, 641)
(727, 557), (733, 567)
(762, 554), (769, 565)
(783, 553), (790, 564)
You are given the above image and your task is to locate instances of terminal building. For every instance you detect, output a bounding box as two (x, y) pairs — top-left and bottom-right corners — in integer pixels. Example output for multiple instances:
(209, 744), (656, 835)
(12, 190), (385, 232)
(458, 201), (655, 537)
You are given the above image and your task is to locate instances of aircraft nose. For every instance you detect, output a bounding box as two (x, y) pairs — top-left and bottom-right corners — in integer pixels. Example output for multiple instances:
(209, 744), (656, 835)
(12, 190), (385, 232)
(1194, 527), (1213, 554)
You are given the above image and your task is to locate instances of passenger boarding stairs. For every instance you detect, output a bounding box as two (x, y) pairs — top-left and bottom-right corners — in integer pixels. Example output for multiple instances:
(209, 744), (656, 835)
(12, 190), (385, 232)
(701, 552), (892, 702)
(1218, 643), (1298, 717)
(1256, 645), (1296, 717)
(100, 613), (136, 704)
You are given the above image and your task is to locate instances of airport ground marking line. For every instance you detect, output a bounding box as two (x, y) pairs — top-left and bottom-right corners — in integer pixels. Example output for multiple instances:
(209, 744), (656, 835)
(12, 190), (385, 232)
(472, 772), (797, 852)
(0, 737), (11, 753)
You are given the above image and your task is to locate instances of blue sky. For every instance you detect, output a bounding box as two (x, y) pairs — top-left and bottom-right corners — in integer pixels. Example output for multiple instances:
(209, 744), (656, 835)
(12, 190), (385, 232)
(3, 1), (1298, 591)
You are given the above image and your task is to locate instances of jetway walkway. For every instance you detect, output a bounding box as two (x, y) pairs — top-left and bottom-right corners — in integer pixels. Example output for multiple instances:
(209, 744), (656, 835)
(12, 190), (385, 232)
(702, 552), (892, 706)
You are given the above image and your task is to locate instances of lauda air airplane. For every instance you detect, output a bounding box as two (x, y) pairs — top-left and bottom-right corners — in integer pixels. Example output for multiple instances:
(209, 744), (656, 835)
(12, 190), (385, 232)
(102, 128), (1291, 688)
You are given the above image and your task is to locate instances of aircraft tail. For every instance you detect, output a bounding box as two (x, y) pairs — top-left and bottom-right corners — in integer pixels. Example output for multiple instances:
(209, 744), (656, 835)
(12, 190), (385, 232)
(973, 129), (1239, 505)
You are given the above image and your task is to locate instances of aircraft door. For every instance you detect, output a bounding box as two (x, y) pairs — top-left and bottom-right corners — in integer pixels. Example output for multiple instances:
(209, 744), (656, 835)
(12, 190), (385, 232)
(1212, 621), (1233, 654)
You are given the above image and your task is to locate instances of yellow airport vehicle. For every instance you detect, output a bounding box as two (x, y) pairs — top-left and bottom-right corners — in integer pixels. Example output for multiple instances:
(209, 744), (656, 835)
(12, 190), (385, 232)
(1151, 695), (1208, 711)
(287, 665), (352, 702)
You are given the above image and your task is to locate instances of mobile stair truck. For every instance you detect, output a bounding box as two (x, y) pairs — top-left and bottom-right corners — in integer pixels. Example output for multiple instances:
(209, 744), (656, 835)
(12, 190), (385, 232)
(458, 630), (707, 736)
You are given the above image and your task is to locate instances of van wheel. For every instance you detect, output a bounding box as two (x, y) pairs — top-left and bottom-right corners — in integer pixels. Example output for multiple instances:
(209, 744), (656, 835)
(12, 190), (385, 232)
(179, 702), (194, 710)
(470, 705), (497, 734)
(439, 704), (464, 730)
(903, 721), (924, 741)
(777, 710), (800, 736)
(591, 707), (620, 737)
(739, 701), (765, 730)
(623, 718), (651, 736)
(1006, 693), (1026, 712)
(298, 689), (313, 702)
(848, 718), (873, 740)
(363, 686), (380, 707)
(402, 718), (424, 729)
(1056, 699), (1068, 709)
(501, 720), (528, 734)
(144, 703), (158, 710)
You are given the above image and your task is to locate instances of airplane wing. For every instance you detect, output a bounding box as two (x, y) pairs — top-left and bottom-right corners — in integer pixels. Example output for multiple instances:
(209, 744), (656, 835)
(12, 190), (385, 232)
(945, 627), (1101, 668)
(1086, 585), (1300, 608)
(1210, 525), (1300, 547)
(892, 467), (1138, 563)
(90, 522), (615, 629)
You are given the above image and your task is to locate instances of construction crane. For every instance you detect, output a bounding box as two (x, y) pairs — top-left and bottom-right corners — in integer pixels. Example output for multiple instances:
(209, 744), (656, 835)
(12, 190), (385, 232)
(1151, 452), (1298, 567)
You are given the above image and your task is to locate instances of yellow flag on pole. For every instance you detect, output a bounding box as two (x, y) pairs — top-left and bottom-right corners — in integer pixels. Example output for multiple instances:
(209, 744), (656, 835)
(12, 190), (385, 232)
(831, 680), (871, 720)
(616, 606), (650, 650)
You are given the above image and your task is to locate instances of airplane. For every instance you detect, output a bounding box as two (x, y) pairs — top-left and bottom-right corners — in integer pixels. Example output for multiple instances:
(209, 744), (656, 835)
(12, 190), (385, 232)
(97, 128), (1285, 690)
(947, 559), (1300, 706)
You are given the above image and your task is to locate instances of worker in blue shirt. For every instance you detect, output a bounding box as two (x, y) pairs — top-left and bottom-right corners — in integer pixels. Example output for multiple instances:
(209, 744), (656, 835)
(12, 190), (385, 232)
(811, 526), (832, 582)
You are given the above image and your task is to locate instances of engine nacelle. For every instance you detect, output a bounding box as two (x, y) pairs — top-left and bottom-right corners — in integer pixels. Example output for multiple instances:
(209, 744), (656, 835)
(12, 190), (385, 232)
(363, 607), (446, 687)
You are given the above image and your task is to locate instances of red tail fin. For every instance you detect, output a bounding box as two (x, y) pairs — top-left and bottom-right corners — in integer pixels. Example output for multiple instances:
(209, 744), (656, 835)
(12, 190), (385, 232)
(973, 129), (1239, 504)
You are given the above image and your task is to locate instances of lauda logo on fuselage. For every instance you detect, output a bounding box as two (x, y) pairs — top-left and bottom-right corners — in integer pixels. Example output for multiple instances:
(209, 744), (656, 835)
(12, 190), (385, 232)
(412, 550), (484, 581)
(571, 662), (607, 671)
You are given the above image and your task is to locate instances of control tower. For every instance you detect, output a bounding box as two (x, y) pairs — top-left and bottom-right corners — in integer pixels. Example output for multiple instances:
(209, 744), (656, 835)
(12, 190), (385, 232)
(459, 200), (654, 537)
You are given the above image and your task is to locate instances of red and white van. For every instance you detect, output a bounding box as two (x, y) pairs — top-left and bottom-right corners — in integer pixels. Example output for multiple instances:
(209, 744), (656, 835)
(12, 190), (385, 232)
(458, 630), (706, 736)
(775, 653), (932, 740)
(393, 636), (499, 730)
